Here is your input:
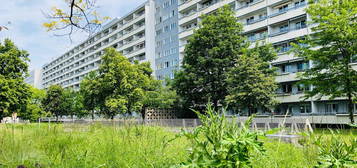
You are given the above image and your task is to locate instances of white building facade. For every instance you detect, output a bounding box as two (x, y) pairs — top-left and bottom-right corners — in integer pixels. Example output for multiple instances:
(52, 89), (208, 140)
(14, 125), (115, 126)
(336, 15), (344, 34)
(41, 0), (356, 116)
(177, 0), (357, 116)
(25, 69), (42, 89)
(42, 0), (156, 89)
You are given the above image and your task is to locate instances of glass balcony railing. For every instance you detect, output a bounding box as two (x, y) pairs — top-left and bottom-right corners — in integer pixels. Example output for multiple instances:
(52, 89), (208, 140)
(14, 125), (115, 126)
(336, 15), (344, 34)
(269, 2), (307, 18)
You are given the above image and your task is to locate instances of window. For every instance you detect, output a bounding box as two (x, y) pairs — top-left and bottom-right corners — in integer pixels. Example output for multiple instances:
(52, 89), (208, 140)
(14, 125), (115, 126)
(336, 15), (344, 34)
(295, 0), (305, 7)
(280, 64), (287, 73)
(295, 20), (306, 29)
(246, 16), (254, 24)
(297, 62), (309, 71)
(278, 4), (288, 12)
(171, 10), (175, 17)
(325, 104), (338, 113)
(248, 34), (255, 41)
(279, 24), (289, 32)
(282, 83), (292, 93)
(165, 61), (170, 68)
(164, 25), (169, 32)
(297, 84), (310, 92)
(246, 0), (254, 5)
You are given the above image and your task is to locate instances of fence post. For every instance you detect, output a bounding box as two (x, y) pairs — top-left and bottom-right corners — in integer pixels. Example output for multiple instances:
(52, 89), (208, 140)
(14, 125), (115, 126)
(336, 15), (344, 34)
(182, 119), (186, 129)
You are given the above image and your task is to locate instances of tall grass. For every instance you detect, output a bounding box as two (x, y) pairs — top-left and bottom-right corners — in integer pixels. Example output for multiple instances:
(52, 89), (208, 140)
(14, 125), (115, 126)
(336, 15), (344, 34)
(0, 124), (188, 168)
(0, 123), (355, 168)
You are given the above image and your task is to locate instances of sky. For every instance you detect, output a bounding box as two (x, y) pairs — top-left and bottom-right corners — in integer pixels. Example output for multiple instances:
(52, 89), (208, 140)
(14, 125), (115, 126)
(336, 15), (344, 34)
(0, 0), (147, 70)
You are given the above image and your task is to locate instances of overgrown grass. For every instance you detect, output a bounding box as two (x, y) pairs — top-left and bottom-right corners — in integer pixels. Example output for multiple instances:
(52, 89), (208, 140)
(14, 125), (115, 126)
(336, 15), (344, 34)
(0, 124), (355, 168)
(0, 124), (189, 168)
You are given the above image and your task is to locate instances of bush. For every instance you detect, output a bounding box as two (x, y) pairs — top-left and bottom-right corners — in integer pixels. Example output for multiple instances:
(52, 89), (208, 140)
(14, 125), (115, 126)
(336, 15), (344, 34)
(174, 104), (265, 168)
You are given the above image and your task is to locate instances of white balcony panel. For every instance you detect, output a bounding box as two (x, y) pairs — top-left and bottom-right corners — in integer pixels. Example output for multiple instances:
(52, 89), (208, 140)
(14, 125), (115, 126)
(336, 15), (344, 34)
(200, 0), (235, 15)
(268, 6), (307, 25)
(268, 0), (287, 6)
(179, 0), (200, 11)
(268, 27), (309, 44)
(243, 20), (268, 32)
(276, 93), (305, 103)
(179, 12), (200, 25)
(272, 53), (303, 64)
(126, 48), (145, 59)
(275, 72), (298, 83)
(179, 28), (195, 39)
(179, 45), (185, 53)
(236, 0), (267, 18)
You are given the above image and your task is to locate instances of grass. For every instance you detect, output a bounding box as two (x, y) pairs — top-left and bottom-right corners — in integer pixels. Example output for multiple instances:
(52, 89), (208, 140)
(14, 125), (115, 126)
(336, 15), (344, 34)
(0, 123), (355, 168)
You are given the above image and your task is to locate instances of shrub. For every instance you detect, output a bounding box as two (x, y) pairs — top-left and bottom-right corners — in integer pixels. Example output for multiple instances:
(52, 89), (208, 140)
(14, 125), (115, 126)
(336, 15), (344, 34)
(174, 103), (265, 168)
(314, 130), (357, 168)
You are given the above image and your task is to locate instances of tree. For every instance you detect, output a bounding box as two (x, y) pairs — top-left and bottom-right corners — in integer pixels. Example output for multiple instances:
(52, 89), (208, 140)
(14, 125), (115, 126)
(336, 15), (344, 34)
(43, 85), (65, 121)
(19, 86), (47, 122)
(61, 89), (85, 119)
(0, 39), (31, 121)
(172, 6), (247, 112)
(80, 71), (99, 119)
(43, 0), (110, 38)
(292, 0), (357, 123)
(96, 48), (151, 119)
(141, 79), (177, 119)
(226, 43), (278, 115)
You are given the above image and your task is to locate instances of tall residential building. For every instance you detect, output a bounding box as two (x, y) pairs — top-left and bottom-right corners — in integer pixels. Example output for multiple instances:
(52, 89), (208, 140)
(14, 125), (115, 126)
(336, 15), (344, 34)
(177, 0), (356, 115)
(25, 69), (43, 89)
(42, 0), (155, 89)
(154, 0), (180, 80)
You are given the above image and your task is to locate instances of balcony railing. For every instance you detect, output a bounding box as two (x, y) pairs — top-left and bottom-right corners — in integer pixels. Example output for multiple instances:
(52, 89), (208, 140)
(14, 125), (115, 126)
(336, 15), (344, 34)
(236, 0), (264, 10)
(269, 2), (307, 18)
(244, 16), (267, 25)
(269, 24), (307, 37)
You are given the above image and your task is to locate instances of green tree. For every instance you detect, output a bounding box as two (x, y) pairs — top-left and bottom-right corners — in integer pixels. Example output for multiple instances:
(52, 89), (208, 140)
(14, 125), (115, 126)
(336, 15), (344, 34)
(96, 48), (151, 119)
(292, 0), (357, 123)
(141, 79), (177, 119)
(43, 85), (65, 121)
(61, 89), (85, 119)
(19, 86), (47, 122)
(226, 43), (278, 115)
(172, 6), (247, 112)
(80, 71), (99, 119)
(0, 39), (30, 120)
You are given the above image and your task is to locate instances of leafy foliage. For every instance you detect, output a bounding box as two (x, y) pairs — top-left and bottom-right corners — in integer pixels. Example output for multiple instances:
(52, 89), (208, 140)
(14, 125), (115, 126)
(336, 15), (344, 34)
(0, 39), (30, 120)
(19, 86), (47, 122)
(79, 71), (99, 119)
(175, 104), (265, 168)
(42, 85), (65, 120)
(314, 131), (357, 168)
(291, 0), (357, 123)
(226, 43), (278, 115)
(173, 6), (247, 112)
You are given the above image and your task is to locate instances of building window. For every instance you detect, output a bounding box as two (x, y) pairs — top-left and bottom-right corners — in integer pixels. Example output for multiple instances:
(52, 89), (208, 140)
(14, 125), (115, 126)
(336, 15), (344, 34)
(295, 0), (305, 7)
(325, 104), (338, 113)
(279, 24), (289, 32)
(295, 20), (306, 29)
(300, 104), (311, 113)
(165, 61), (170, 68)
(246, 16), (254, 24)
(282, 83), (292, 93)
(278, 4), (289, 12)
(297, 62), (309, 72)
(297, 84), (310, 93)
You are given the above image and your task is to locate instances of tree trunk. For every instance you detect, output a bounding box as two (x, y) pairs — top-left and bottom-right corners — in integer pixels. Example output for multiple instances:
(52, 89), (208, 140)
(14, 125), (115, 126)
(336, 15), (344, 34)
(347, 93), (354, 124)
(91, 110), (94, 120)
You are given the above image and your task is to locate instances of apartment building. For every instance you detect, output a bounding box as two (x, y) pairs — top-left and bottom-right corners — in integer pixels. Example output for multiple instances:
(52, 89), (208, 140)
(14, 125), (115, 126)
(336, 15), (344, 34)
(177, 0), (357, 116)
(25, 69), (43, 89)
(41, 0), (155, 89)
(154, 0), (180, 80)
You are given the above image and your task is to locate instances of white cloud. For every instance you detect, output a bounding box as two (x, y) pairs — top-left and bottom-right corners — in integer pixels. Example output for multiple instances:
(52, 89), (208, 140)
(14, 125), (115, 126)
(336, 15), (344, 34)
(0, 0), (146, 70)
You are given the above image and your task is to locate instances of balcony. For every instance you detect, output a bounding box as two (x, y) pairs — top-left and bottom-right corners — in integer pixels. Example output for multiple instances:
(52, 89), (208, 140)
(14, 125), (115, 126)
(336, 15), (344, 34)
(179, 0), (200, 11)
(268, 26), (308, 43)
(179, 27), (197, 39)
(243, 17), (268, 32)
(275, 72), (298, 83)
(268, 3), (307, 25)
(236, 0), (266, 17)
(276, 93), (305, 103)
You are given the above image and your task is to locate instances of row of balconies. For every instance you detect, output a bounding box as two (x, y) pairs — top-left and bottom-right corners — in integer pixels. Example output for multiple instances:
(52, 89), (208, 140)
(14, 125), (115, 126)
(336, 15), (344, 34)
(43, 26), (146, 79)
(44, 37), (146, 85)
(43, 12), (146, 72)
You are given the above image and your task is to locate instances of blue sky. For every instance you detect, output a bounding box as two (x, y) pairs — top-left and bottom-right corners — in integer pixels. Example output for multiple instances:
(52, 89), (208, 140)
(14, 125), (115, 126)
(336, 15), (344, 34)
(0, 0), (146, 70)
